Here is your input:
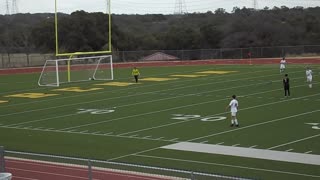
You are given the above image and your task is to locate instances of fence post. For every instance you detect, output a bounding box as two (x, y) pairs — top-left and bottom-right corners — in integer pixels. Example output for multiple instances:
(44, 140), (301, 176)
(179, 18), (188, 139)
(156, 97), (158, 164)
(0, 146), (5, 172)
(88, 159), (92, 180)
(190, 171), (195, 180)
(1, 54), (3, 68)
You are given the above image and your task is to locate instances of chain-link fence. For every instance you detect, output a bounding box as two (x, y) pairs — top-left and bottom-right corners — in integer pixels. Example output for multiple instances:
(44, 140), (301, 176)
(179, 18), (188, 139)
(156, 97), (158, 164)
(1, 45), (320, 69)
(3, 150), (253, 180)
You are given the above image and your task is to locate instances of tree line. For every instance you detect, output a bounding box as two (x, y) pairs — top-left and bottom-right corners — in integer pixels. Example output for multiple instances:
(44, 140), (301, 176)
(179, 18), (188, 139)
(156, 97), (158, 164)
(0, 6), (320, 54)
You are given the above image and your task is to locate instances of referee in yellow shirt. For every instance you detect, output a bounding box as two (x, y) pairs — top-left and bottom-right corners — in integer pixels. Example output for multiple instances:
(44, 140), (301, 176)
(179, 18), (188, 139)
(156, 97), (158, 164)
(132, 67), (140, 83)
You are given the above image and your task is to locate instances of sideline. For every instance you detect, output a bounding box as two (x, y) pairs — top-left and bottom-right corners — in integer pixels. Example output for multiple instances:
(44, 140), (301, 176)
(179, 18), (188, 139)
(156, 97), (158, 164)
(161, 142), (320, 165)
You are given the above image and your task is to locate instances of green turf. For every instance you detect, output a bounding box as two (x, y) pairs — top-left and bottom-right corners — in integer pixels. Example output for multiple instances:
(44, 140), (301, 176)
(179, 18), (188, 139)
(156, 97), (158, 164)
(0, 64), (319, 179)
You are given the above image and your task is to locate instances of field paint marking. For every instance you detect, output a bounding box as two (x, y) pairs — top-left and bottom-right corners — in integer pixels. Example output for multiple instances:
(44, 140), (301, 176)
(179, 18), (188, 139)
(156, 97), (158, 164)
(118, 92), (320, 136)
(2, 70), (309, 129)
(107, 146), (162, 162)
(7, 113), (79, 127)
(232, 144), (240, 147)
(216, 142), (224, 145)
(268, 134), (320, 150)
(133, 154), (320, 178)
(62, 86), (262, 131)
(2, 74), (289, 127)
(0, 71), (290, 125)
(249, 145), (258, 148)
(305, 151), (313, 154)
(189, 109), (320, 142)
(0, 66), (280, 99)
(1, 79), (318, 143)
(0, 126), (178, 143)
(200, 141), (208, 144)
(285, 149), (294, 152)
(161, 142), (320, 165)
(0, 68), (300, 117)
(170, 138), (179, 141)
(12, 176), (39, 180)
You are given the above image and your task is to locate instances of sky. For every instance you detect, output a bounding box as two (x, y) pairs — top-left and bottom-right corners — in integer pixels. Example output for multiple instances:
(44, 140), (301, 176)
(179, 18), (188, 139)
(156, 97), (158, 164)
(0, 0), (319, 15)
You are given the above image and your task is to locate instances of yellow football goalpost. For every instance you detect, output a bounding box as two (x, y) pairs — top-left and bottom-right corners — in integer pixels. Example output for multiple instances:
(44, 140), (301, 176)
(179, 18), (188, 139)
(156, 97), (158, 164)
(54, 0), (112, 56)
(38, 0), (113, 87)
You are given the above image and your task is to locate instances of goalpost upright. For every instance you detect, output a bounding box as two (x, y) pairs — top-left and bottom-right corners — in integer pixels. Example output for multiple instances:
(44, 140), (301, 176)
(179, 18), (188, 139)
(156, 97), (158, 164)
(54, 0), (112, 57)
(39, 0), (113, 87)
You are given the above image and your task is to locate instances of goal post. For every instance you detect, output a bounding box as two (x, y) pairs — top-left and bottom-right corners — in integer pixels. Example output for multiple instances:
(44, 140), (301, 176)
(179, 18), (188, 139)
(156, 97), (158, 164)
(38, 55), (113, 87)
(55, 0), (112, 57)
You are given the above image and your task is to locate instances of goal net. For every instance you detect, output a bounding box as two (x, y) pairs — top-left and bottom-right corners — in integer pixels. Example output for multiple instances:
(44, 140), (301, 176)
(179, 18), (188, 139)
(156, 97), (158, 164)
(38, 55), (113, 87)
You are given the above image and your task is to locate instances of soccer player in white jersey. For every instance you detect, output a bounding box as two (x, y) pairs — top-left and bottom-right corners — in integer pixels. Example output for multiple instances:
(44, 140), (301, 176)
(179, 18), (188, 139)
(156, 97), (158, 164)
(226, 95), (239, 127)
(306, 67), (313, 88)
(280, 57), (286, 73)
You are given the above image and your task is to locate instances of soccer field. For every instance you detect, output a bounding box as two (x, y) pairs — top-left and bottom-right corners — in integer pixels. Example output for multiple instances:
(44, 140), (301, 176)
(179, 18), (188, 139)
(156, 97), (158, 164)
(0, 63), (320, 179)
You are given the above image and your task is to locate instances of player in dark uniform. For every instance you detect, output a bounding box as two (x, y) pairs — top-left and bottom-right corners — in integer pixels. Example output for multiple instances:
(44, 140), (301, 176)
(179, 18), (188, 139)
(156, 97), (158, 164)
(283, 74), (290, 97)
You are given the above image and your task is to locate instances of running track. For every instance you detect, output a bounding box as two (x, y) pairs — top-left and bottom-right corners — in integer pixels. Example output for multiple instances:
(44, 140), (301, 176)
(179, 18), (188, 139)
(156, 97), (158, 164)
(1, 57), (320, 75)
(6, 158), (173, 180)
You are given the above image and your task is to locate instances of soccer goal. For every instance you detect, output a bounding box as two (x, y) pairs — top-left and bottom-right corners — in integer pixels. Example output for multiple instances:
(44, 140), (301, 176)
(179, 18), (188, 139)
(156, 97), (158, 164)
(38, 55), (113, 87)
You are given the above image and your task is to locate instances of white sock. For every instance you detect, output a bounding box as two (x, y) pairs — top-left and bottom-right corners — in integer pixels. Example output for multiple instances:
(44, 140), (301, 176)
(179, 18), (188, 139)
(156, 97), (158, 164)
(231, 120), (234, 124)
(235, 119), (238, 125)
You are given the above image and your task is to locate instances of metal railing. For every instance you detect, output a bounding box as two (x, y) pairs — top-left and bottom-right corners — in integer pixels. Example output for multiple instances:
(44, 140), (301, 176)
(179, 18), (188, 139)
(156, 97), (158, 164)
(0, 147), (5, 173)
(1, 45), (320, 69)
(2, 149), (253, 180)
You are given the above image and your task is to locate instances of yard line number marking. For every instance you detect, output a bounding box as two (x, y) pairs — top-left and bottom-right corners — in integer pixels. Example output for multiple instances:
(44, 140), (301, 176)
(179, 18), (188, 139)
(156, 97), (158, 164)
(77, 108), (115, 115)
(305, 123), (320, 130)
(171, 114), (226, 122)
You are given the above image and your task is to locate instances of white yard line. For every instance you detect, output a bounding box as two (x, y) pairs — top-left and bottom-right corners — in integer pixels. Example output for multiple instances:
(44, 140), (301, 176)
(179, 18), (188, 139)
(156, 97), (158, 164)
(188, 109), (320, 142)
(0, 126), (175, 143)
(4, 78), (280, 127)
(0, 68), (278, 115)
(268, 134), (320, 150)
(117, 88), (320, 136)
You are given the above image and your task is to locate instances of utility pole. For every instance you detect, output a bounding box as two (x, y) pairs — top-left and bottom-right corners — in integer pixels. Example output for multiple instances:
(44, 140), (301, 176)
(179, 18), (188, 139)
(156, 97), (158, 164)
(253, 0), (258, 10)
(5, 0), (10, 14)
(11, 0), (18, 14)
(174, 0), (187, 14)
(4, 0), (18, 15)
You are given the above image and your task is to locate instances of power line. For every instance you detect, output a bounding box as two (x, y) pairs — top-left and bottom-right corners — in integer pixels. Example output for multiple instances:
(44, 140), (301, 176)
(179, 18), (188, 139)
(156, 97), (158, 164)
(174, 0), (187, 14)
(4, 0), (18, 15)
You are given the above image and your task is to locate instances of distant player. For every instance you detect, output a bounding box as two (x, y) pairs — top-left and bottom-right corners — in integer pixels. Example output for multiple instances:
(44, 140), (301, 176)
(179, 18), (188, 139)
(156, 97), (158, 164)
(283, 74), (290, 97)
(132, 67), (140, 83)
(225, 95), (239, 127)
(280, 57), (286, 73)
(306, 67), (313, 88)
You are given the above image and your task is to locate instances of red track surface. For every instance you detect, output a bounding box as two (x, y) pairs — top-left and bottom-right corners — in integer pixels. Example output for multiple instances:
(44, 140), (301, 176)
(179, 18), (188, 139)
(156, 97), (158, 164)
(1, 57), (320, 75)
(2, 57), (320, 179)
(6, 158), (171, 180)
